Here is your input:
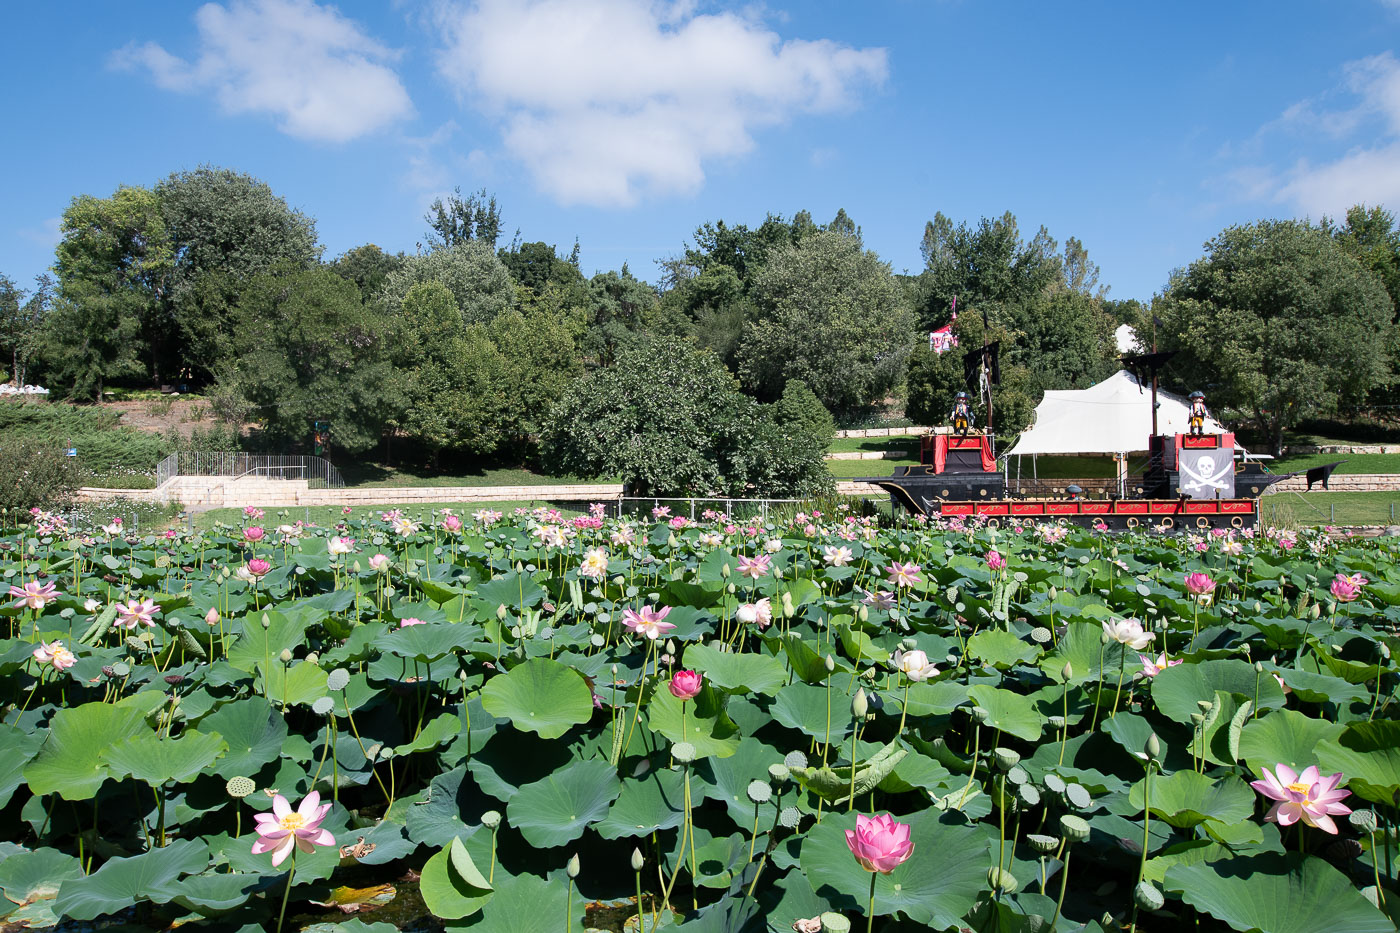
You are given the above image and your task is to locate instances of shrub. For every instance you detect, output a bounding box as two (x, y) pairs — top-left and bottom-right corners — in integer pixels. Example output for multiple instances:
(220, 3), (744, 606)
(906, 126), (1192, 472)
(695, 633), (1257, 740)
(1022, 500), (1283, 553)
(0, 438), (79, 511)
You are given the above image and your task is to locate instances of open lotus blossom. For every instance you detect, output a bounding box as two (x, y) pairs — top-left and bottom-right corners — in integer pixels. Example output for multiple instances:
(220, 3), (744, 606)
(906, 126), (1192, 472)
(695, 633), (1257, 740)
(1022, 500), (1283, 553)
(327, 537), (356, 556)
(1330, 573), (1367, 603)
(892, 648), (938, 682)
(252, 791), (336, 867)
(400, 617), (427, 627)
(392, 517), (421, 537)
(986, 549), (1006, 571)
(886, 561), (922, 588)
(9, 580), (58, 610)
(245, 558), (272, 578)
(862, 589), (897, 610)
(440, 514), (462, 533)
(823, 545), (853, 567)
(668, 669), (703, 700)
(1102, 617), (1153, 650)
(578, 547), (609, 580)
(1139, 652), (1182, 678)
(622, 605), (675, 640)
(243, 526), (266, 543)
(651, 506), (672, 519)
(368, 553), (390, 572)
(114, 598), (159, 629)
(610, 525), (636, 547)
(1250, 764), (1352, 834)
(1184, 572), (1216, 598)
(736, 597), (773, 629)
(102, 518), (123, 536)
(32, 640), (76, 671)
(845, 812), (915, 873)
(737, 554), (771, 579)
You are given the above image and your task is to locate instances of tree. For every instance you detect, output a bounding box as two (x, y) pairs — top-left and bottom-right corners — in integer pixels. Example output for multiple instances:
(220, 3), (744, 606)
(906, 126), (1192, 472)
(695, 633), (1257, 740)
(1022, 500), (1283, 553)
(0, 274), (50, 387)
(1155, 219), (1396, 454)
(738, 231), (916, 414)
(1326, 204), (1400, 315)
(330, 244), (406, 303)
(213, 267), (394, 453)
(488, 308), (581, 446)
(425, 187), (502, 249)
(541, 337), (831, 497)
(379, 241), (516, 325)
(772, 379), (835, 445)
(904, 313), (1039, 437)
(584, 267), (658, 366)
(45, 186), (171, 399)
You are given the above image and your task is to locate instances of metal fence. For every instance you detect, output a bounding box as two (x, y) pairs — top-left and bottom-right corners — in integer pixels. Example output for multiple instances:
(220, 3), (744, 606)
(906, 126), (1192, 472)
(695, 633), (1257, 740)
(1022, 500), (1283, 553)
(154, 452), (345, 489)
(613, 496), (882, 522)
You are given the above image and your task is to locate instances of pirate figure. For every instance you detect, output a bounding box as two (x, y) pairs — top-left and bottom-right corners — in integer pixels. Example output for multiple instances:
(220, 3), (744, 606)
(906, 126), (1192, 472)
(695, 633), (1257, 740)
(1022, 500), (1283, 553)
(1187, 391), (1210, 436)
(950, 391), (974, 437)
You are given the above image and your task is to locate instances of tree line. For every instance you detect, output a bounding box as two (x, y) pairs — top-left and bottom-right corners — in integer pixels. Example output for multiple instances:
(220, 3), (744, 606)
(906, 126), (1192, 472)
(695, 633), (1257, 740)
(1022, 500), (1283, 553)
(2, 165), (1397, 496)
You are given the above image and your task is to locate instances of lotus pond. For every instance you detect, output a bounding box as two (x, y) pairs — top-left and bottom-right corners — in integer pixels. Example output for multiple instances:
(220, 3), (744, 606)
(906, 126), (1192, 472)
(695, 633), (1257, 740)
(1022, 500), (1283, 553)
(1, 505), (1399, 933)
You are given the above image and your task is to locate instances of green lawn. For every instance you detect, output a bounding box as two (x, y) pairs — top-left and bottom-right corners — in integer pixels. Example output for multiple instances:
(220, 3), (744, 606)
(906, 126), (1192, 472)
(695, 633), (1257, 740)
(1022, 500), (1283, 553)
(1267, 451), (1400, 475)
(827, 434), (923, 454)
(338, 462), (614, 488)
(1259, 490), (1400, 527)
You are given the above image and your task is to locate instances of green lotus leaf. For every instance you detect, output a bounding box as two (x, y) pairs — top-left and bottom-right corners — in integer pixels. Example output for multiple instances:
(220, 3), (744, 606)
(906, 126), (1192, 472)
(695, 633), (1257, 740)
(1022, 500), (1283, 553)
(0, 724), (46, 808)
(966, 685), (1044, 741)
(225, 610), (313, 674)
(769, 682), (853, 741)
(968, 628), (1040, 669)
(1151, 659), (1284, 726)
(685, 642), (788, 695)
(23, 696), (156, 800)
(100, 730), (228, 785)
(473, 572), (546, 611)
(1238, 708), (1346, 778)
(1316, 720), (1400, 806)
(698, 735), (782, 826)
(0, 847), (82, 907)
(799, 809), (987, 929)
(376, 621), (479, 664)
(789, 740), (908, 802)
(196, 697), (289, 779)
(419, 836), (493, 920)
(53, 839), (209, 921)
(648, 681), (740, 759)
(1039, 621), (1126, 683)
(1128, 769), (1255, 829)
(394, 712), (461, 756)
(1165, 852), (1392, 933)
(165, 872), (273, 916)
(460, 867), (585, 933)
(595, 764), (686, 840)
(505, 757), (621, 848)
(404, 767), (485, 849)
(480, 657), (594, 740)
(257, 659), (329, 708)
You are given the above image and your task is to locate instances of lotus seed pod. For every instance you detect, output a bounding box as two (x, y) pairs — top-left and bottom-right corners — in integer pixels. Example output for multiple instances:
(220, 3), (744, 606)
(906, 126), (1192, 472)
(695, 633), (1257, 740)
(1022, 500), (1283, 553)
(631, 848), (644, 871)
(1044, 773), (1067, 794)
(567, 854), (580, 879)
(1146, 733), (1162, 762)
(325, 668), (351, 692)
(1133, 880), (1164, 911)
(994, 748), (1021, 771)
(305, 652), (320, 666)
(1190, 711), (1206, 725)
(279, 649), (293, 663)
(481, 810), (502, 829)
(383, 587), (396, 599)
(818, 913), (851, 933)
(672, 741), (697, 763)
(970, 705), (990, 724)
(862, 666), (877, 681)
(779, 806), (802, 829)
(784, 750), (808, 770)
(1061, 662), (1073, 681)
(1196, 699), (1215, 712)
(768, 763), (790, 782)
(312, 697), (335, 716)
(1351, 809), (1379, 834)
(901, 637), (918, 650)
(747, 780), (772, 804)
(1031, 627), (1052, 644)
(226, 776), (256, 799)
(1048, 715), (1066, 730)
(1006, 765), (1029, 786)
(1059, 814), (1091, 843)
(988, 866), (1019, 895)
(851, 688), (868, 718)
(824, 655), (835, 673)
(378, 746), (395, 761)
(1027, 833), (1059, 854)
(1065, 783), (1092, 809)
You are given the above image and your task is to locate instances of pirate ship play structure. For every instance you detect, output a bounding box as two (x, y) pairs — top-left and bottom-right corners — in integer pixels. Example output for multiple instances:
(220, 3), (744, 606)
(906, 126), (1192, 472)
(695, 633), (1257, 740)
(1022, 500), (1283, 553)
(862, 344), (1337, 530)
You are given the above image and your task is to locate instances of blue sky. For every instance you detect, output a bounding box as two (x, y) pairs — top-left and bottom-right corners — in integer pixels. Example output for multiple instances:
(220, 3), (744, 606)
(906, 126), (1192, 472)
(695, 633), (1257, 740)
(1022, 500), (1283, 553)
(4, 1), (1399, 302)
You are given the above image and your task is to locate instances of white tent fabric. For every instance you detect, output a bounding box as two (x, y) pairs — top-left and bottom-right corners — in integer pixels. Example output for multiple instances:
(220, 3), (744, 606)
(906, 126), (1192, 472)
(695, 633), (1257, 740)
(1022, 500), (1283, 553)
(1114, 323), (1137, 354)
(1005, 370), (1228, 457)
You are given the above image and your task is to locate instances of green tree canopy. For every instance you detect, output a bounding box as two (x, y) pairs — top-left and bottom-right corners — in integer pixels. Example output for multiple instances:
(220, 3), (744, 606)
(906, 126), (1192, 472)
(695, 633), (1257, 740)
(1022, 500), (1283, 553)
(738, 230), (915, 414)
(1156, 219), (1396, 454)
(379, 241), (516, 325)
(330, 244), (407, 304)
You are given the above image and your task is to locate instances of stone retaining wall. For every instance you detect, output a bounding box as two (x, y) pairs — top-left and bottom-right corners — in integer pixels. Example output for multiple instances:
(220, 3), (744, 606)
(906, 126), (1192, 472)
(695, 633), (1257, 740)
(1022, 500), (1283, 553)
(1287, 444), (1400, 455)
(76, 482), (626, 510)
(1271, 473), (1400, 492)
(834, 426), (938, 438)
(824, 450), (910, 461)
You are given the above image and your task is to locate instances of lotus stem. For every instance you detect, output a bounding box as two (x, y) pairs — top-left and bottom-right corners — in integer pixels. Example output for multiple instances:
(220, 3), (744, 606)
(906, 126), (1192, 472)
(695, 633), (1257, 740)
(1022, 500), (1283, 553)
(867, 870), (878, 933)
(276, 852), (296, 933)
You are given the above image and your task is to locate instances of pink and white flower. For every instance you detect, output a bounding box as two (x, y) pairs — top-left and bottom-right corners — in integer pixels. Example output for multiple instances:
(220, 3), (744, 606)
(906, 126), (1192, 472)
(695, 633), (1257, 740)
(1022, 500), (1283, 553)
(886, 561), (922, 588)
(1138, 652), (1182, 678)
(1250, 764), (1352, 834)
(251, 791), (336, 867)
(892, 649), (938, 682)
(9, 580), (58, 610)
(622, 605), (675, 640)
(33, 640), (76, 671)
(114, 598), (159, 629)
(578, 547), (609, 580)
(736, 597), (773, 629)
(823, 545), (853, 567)
(1102, 617), (1153, 650)
(845, 812), (915, 873)
(737, 554), (771, 579)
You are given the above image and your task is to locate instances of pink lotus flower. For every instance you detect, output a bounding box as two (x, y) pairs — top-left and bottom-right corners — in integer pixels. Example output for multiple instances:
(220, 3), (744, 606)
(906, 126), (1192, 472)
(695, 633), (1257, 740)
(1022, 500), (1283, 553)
(368, 553), (390, 572)
(622, 605), (675, 640)
(651, 506), (672, 519)
(985, 549), (1006, 571)
(245, 558), (272, 578)
(1250, 764), (1352, 834)
(669, 516), (689, 530)
(114, 598), (159, 629)
(668, 669), (703, 700)
(9, 580), (58, 610)
(33, 640), (76, 671)
(1139, 652), (1182, 678)
(862, 590), (897, 610)
(737, 554), (771, 579)
(1330, 573), (1366, 603)
(1184, 572), (1216, 599)
(1102, 618), (1153, 650)
(252, 791), (336, 867)
(400, 617), (427, 627)
(823, 545), (853, 567)
(243, 506), (265, 520)
(244, 526), (266, 543)
(886, 561), (922, 588)
(327, 536), (355, 556)
(736, 597), (773, 629)
(845, 812), (915, 873)
(205, 608), (220, 627)
(441, 514), (463, 533)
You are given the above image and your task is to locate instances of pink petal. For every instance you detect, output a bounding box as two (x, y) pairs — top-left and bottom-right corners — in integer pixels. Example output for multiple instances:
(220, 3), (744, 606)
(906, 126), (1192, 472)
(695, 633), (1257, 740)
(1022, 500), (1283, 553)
(269, 834), (296, 867)
(297, 791), (321, 818)
(272, 794), (293, 821)
(1297, 766), (1320, 787)
(1307, 811), (1338, 834)
(1274, 802), (1302, 826)
(256, 828), (291, 841)
(1272, 764), (1298, 787)
(309, 828), (335, 847)
(1250, 779), (1286, 802)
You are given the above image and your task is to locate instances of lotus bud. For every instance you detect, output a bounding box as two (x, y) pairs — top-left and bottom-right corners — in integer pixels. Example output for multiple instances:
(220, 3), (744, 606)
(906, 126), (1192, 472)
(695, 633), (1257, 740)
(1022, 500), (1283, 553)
(1311, 603), (1321, 619)
(279, 648), (293, 663)
(851, 688), (868, 718)
(665, 639), (677, 656)
(1254, 661), (1264, 673)
(481, 810), (501, 829)
(1133, 880), (1164, 911)
(352, 560), (361, 573)
(1059, 814), (1090, 843)
(824, 655), (835, 673)
(1100, 630), (1112, 645)
(1062, 661), (1074, 681)
(261, 613), (270, 629)
(1049, 586), (1058, 600)
(721, 563), (731, 578)
(1145, 733), (1161, 762)
(497, 604), (508, 620)
(567, 854), (580, 879)
(667, 534), (678, 548)
(205, 608), (220, 627)
(857, 604), (868, 622)
(781, 591), (794, 618)
(631, 848), (644, 871)
(306, 651), (319, 665)
(994, 748), (1021, 771)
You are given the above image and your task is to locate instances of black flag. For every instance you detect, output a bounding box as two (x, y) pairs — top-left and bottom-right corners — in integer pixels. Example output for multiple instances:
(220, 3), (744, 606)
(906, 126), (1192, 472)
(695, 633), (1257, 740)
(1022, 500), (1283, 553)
(1306, 461), (1345, 491)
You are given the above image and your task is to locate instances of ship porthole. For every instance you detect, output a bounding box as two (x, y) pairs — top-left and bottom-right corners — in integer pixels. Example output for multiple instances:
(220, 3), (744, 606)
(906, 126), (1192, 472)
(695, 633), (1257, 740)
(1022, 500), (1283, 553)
(1231, 516), (1244, 529)
(987, 518), (1000, 529)
(1125, 517), (1139, 529)
(1159, 518), (1175, 530)
(941, 489), (950, 498)
(979, 488), (988, 497)
(1196, 517), (1211, 529)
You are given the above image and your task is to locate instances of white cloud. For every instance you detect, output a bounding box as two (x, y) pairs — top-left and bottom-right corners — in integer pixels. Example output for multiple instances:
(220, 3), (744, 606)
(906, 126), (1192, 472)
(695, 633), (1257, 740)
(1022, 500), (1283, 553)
(1260, 52), (1400, 216)
(113, 0), (413, 143)
(433, 0), (887, 206)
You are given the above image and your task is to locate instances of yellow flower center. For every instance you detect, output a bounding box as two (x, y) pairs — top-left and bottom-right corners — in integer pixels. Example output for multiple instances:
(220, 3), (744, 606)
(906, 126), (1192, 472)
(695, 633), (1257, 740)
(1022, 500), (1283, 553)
(1286, 781), (1313, 802)
(280, 813), (306, 831)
